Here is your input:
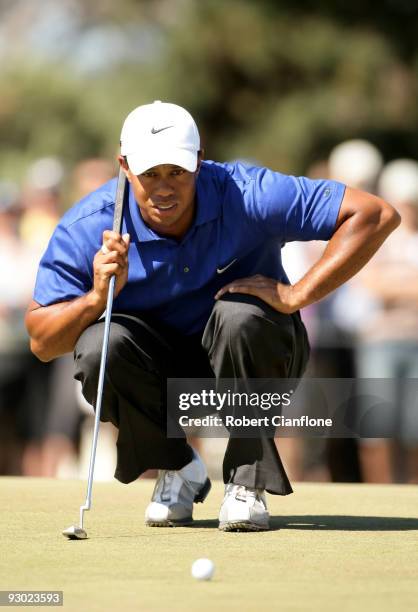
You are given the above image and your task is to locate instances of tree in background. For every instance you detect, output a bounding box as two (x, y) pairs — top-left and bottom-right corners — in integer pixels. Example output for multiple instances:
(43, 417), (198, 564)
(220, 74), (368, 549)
(0, 0), (416, 186)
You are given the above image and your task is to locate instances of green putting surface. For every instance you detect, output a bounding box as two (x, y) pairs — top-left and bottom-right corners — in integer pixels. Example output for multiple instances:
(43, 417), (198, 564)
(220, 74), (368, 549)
(1, 478), (417, 611)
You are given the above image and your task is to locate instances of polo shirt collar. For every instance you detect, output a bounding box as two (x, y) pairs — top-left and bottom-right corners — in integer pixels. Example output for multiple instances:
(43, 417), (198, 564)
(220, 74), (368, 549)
(127, 163), (221, 243)
(194, 165), (221, 226)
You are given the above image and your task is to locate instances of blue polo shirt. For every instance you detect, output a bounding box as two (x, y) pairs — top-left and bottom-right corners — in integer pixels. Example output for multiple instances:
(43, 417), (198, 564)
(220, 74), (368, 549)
(33, 161), (345, 334)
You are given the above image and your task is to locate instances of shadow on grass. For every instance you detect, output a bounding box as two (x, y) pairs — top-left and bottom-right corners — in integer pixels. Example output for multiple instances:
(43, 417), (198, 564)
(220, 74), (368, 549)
(185, 519), (219, 529)
(271, 515), (418, 531)
(190, 516), (418, 532)
(74, 516), (418, 539)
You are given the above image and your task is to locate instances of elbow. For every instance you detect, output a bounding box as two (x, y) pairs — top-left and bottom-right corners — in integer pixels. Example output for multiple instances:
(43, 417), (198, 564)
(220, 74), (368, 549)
(25, 309), (54, 362)
(29, 338), (54, 363)
(379, 199), (401, 234)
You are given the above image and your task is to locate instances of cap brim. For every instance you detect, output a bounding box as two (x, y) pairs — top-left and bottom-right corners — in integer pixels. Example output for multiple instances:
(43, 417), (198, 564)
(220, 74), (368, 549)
(127, 148), (198, 175)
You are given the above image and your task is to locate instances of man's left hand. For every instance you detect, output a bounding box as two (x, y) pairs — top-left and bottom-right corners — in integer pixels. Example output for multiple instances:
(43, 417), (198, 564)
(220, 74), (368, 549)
(215, 275), (300, 314)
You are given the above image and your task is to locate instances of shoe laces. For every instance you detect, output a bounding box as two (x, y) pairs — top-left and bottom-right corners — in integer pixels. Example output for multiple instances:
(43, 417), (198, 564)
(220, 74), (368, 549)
(227, 484), (262, 502)
(149, 470), (174, 502)
(157, 469), (201, 502)
(161, 471), (174, 502)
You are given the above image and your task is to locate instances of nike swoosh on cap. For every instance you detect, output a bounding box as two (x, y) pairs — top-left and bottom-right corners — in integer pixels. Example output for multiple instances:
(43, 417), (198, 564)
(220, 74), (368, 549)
(217, 259), (238, 274)
(151, 125), (174, 134)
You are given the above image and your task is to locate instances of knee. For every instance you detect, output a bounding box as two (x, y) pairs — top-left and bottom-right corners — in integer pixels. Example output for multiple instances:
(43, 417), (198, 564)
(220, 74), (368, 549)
(211, 296), (268, 344)
(206, 295), (297, 356)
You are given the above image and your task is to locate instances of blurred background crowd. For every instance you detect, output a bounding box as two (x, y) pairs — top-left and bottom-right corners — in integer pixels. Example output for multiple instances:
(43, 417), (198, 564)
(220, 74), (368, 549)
(0, 0), (417, 485)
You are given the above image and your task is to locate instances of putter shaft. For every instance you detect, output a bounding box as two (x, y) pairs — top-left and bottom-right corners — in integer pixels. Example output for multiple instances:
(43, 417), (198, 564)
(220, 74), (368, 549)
(80, 275), (116, 529)
(63, 169), (126, 539)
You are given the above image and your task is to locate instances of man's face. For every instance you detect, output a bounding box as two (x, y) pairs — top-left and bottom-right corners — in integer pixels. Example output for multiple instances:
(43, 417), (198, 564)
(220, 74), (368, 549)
(126, 158), (201, 239)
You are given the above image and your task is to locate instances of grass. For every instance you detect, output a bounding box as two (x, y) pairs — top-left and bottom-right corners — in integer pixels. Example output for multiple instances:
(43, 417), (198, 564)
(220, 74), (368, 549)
(1, 478), (417, 611)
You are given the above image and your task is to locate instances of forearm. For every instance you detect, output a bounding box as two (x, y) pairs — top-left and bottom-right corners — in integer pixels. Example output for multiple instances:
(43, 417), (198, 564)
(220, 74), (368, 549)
(292, 203), (401, 309)
(25, 291), (106, 362)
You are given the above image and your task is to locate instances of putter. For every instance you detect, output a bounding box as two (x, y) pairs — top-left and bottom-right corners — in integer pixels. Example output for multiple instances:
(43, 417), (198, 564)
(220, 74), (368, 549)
(63, 167), (127, 540)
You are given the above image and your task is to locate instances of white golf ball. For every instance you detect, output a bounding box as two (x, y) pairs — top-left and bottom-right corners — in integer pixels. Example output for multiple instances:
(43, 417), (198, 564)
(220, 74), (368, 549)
(191, 558), (215, 581)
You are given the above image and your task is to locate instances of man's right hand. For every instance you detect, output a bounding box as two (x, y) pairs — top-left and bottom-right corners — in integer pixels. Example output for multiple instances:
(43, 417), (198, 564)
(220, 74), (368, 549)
(26, 230), (131, 362)
(93, 230), (131, 302)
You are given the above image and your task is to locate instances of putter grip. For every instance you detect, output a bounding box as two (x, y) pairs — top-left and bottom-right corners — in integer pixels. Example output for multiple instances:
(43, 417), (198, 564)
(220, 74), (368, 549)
(113, 167), (126, 233)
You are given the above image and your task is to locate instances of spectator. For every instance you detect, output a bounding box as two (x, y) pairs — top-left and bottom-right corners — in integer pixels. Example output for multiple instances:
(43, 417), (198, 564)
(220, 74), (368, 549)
(316, 140), (383, 482)
(0, 180), (47, 474)
(355, 159), (418, 483)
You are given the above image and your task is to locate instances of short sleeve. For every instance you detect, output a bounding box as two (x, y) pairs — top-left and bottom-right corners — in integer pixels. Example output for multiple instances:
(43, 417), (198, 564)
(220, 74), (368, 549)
(33, 224), (92, 306)
(253, 168), (346, 242)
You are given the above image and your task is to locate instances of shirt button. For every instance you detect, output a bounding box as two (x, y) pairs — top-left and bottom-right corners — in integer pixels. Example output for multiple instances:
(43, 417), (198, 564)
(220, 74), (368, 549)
(183, 266), (190, 273)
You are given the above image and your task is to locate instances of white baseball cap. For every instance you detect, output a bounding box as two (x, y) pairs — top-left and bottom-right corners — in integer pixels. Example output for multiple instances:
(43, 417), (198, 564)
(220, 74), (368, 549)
(120, 100), (200, 175)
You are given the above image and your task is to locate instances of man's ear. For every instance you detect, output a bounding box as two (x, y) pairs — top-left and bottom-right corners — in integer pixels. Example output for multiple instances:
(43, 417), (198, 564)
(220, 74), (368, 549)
(118, 155), (131, 181)
(196, 149), (204, 174)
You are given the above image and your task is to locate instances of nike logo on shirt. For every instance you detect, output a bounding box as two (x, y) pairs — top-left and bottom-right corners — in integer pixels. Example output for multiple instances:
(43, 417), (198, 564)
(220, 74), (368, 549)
(217, 259), (237, 274)
(151, 125), (174, 134)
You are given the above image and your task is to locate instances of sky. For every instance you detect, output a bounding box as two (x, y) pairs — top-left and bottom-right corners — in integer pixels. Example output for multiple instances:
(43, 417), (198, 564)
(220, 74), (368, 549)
(0, 0), (161, 73)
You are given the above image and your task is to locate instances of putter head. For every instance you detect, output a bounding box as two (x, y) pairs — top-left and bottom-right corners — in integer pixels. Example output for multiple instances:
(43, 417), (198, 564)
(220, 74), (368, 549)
(62, 525), (88, 540)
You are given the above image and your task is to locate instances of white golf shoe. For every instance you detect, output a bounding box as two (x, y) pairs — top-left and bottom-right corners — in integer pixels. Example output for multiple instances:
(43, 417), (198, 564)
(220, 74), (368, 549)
(145, 449), (211, 527)
(218, 484), (270, 531)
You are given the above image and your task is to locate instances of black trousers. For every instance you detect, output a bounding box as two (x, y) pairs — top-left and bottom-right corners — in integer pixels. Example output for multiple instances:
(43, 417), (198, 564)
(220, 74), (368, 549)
(74, 294), (310, 495)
